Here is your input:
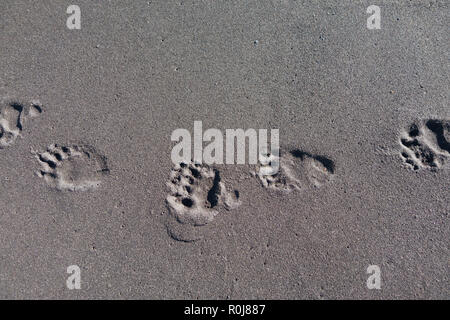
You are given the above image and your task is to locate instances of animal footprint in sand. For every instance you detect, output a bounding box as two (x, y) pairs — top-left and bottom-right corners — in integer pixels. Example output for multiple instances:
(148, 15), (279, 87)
(166, 162), (240, 242)
(400, 119), (450, 170)
(35, 144), (110, 191)
(0, 100), (42, 149)
(256, 148), (335, 193)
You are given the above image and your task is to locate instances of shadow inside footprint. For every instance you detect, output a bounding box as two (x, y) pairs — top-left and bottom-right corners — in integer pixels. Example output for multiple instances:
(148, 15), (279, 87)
(290, 150), (335, 174)
(425, 120), (450, 153)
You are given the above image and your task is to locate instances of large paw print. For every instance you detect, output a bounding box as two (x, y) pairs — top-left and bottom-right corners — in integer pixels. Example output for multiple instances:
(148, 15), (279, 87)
(165, 162), (240, 242)
(256, 148), (335, 193)
(35, 144), (110, 191)
(400, 119), (450, 170)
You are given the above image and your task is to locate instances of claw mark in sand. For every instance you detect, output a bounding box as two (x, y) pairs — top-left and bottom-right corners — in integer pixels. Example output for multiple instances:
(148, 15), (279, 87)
(0, 99), (42, 149)
(400, 119), (450, 170)
(166, 162), (240, 242)
(255, 148), (335, 193)
(34, 144), (110, 191)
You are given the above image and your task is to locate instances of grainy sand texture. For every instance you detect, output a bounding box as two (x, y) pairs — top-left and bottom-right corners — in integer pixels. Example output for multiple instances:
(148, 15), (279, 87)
(0, 0), (448, 299)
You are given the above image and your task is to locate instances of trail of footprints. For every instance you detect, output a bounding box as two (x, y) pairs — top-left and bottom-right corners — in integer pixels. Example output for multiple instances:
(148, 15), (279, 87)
(165, 149), (335, 242)
(1, 97), (110, 192)
(164, 118), (448, 242)
(1, 98), (448, 242)
(400, 119), (450, 170)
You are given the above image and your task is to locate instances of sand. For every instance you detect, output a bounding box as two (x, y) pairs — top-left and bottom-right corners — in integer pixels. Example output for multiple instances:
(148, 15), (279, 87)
(0, 0), (448, 299)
